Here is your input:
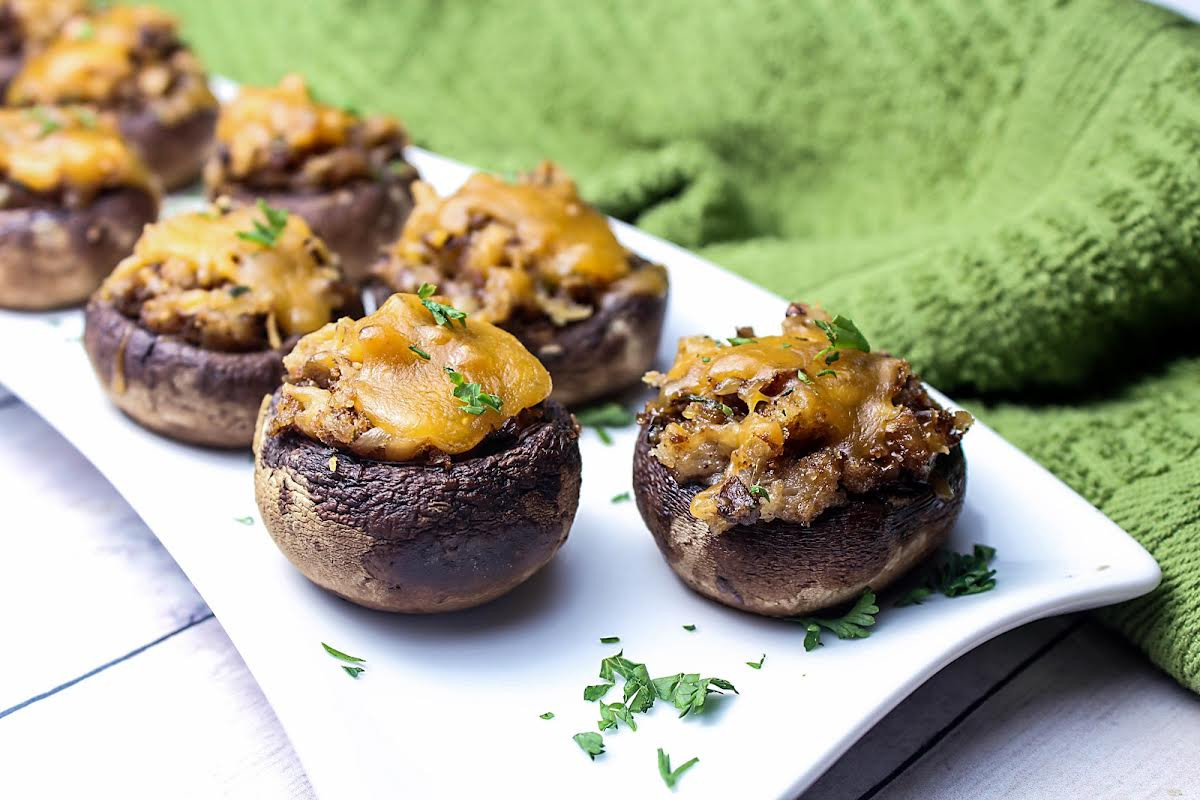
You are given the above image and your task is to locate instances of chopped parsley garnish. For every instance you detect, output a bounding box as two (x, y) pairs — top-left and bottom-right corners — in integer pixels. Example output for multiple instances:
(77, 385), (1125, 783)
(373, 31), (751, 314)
(236, 199), (289, 248)
(700, 356), (711, 363)
(611, 491), (631, 504)
(574, 731), (606, 760)
(688, 395), (733, 416)
(657, 749), (700, 789)
(794, 590), (878, 651)
(233, 515), (254, 525)
(321, 642), (365, 663)
(445, 367), (502, 415)
(816, 315), (871, 352)
(682, 624), (696, 632)
(341, 666), (365, 679)
(599, 701), (637, 732)
(727, 336), (757, 346)
(816, 368), (837, 378)
(75, 19), (95, 39)
(539, 711), (555, 720)
(417, 282), (468, 326)
(408, 344), (431, 360)
(746, 654), (766, 669)
(575, 402), (636, 444)
(748, 484), (770, 501)
(228, 285), (251, 298)
(27, 107), (59, 138)
(896, 545), (997, 606)
(782, 342), (793, 349)
(652, 673), (738, 718)
(796, 369), (813, 384)
(583, 683), (613, 701)
(600, 636), (621, 644)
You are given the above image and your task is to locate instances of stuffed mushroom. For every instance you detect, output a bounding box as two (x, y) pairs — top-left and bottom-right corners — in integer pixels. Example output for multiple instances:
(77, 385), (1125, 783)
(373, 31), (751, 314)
(0, 0), (86, 96)
(253, 291), (582, 613)
(0, 105), (158, 310)
(84, 200), (359, 448)
(372, 162), (669, 406)
(204, 74), (417, 285)
(633, 303), (973, 617)
(7, 5), (217, 190)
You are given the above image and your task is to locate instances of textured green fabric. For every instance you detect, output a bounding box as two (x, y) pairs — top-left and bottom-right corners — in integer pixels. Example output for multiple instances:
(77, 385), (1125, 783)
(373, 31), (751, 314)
(156, 0), (1200, 690)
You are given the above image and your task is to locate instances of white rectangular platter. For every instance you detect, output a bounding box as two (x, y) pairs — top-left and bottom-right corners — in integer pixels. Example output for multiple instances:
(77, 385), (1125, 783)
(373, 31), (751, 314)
(0, 146), (1160, 800)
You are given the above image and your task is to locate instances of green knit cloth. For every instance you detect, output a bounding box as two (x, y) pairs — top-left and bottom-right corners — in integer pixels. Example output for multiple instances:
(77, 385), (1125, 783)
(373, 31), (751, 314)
(157, 0), (1200, 691)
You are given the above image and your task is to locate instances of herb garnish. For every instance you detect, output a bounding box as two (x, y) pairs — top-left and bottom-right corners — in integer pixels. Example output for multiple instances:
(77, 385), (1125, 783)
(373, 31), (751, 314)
(321, 642), (365, 663)
(599, 701), (637, 732)
(657, 749), (700, 789)
(233, 515), (253, 525)
(816, 369), (837, 378)
(539, 711), (555, 720)
(75, 19), (94, 39)
(444, 367), (502, 415)
(600, 636), (621, 644)
(896, 545), (997, 606)
(688, 395), (733, 416)
(575, 402), (636, 444)
(27, 107), (59, 138)
(727, 336), (757, 346)
(796, 369), (813, 384)
(748, 484), (770, 501)
(611, 491), (631, 504)
(815, 315), (870, 365)
(682, 624), (696, 632)
(408, 344), (431, 360)
(583, 683), (613, 701)
(746, 654), (766, 669)
(416, 282), (467, 326)
(574, 732), (606, 760)
(794, 590), (878, 651)
(652, 673), (738, 717)
(322, 642), (366, 678)
(236, 199), (289, 248)
(228, 285), (251, 298)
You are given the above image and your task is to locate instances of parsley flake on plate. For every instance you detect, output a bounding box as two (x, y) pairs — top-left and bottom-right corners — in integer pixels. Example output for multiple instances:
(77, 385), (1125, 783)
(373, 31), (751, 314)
(341, 666), (365, 679)
(657, 748), (700, 789)
(600, 635), (621, 644)
(539, 711), (555, 720)
(682, 624), (696, 632)
(575, 402), (635, 444)
(896, 545), (998, 606)
(417, 282), (468, 326)
(746, 653), (766, 669)
(573, 732), (605, 760)
(233, 516), (254, 525)
(611, 491), (631, 504)
(793, 590), (878, 651)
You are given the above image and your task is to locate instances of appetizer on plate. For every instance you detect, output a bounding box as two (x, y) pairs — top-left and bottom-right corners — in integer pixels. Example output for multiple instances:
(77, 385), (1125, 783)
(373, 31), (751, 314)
(83, 200), (359, 448)
(373, 162), (669, 406)
(0, 105), (158, 309)
(7, 5), (217, 189)
(633, 303), (973, 616)
(254, 290), (582, 613)
(0, 0), (86, 95)
(204, 74), (417, 285)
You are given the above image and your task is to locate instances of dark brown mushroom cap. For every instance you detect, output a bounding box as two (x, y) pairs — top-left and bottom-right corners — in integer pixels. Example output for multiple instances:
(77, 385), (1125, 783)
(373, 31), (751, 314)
(253, 394), (582, 613)
(118, 104), (216, 191)
(370, 273), (668, 407)
(0, 186), (158, 310)
(632, 422), (967, 617)
(219, 165), (417, 286)
(83, 296), (300, 448)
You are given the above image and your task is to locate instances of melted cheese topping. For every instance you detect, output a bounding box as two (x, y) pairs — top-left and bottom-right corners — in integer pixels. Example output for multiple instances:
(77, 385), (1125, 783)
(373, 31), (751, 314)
(8, 37), (131, 102)
(376, 163), (663, 326)
(100, 204), (350, 351)
(271, 292), (553, 462)
(0, 106), (153, 193)
(216, 74), (398, 178)
(5, 0), (87, 48)
(645, 306), (970, 532)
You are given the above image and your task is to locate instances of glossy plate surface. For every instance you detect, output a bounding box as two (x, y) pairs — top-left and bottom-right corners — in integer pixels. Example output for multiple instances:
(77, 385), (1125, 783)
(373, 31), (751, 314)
(0, 125), (1159, 800)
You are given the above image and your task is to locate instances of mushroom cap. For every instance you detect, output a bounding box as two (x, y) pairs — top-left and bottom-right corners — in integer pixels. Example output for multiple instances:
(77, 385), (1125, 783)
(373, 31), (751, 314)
(118, 103), (216, 191)
(254, 393), (582, 613)
(632, 422), (967, 617)
(0, 186), (158, 310)
(83, 296), (297, 448)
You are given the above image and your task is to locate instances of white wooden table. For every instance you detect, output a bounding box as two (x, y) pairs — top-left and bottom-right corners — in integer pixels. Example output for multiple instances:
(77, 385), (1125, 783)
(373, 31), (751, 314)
(1, 382), (1198, 799)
